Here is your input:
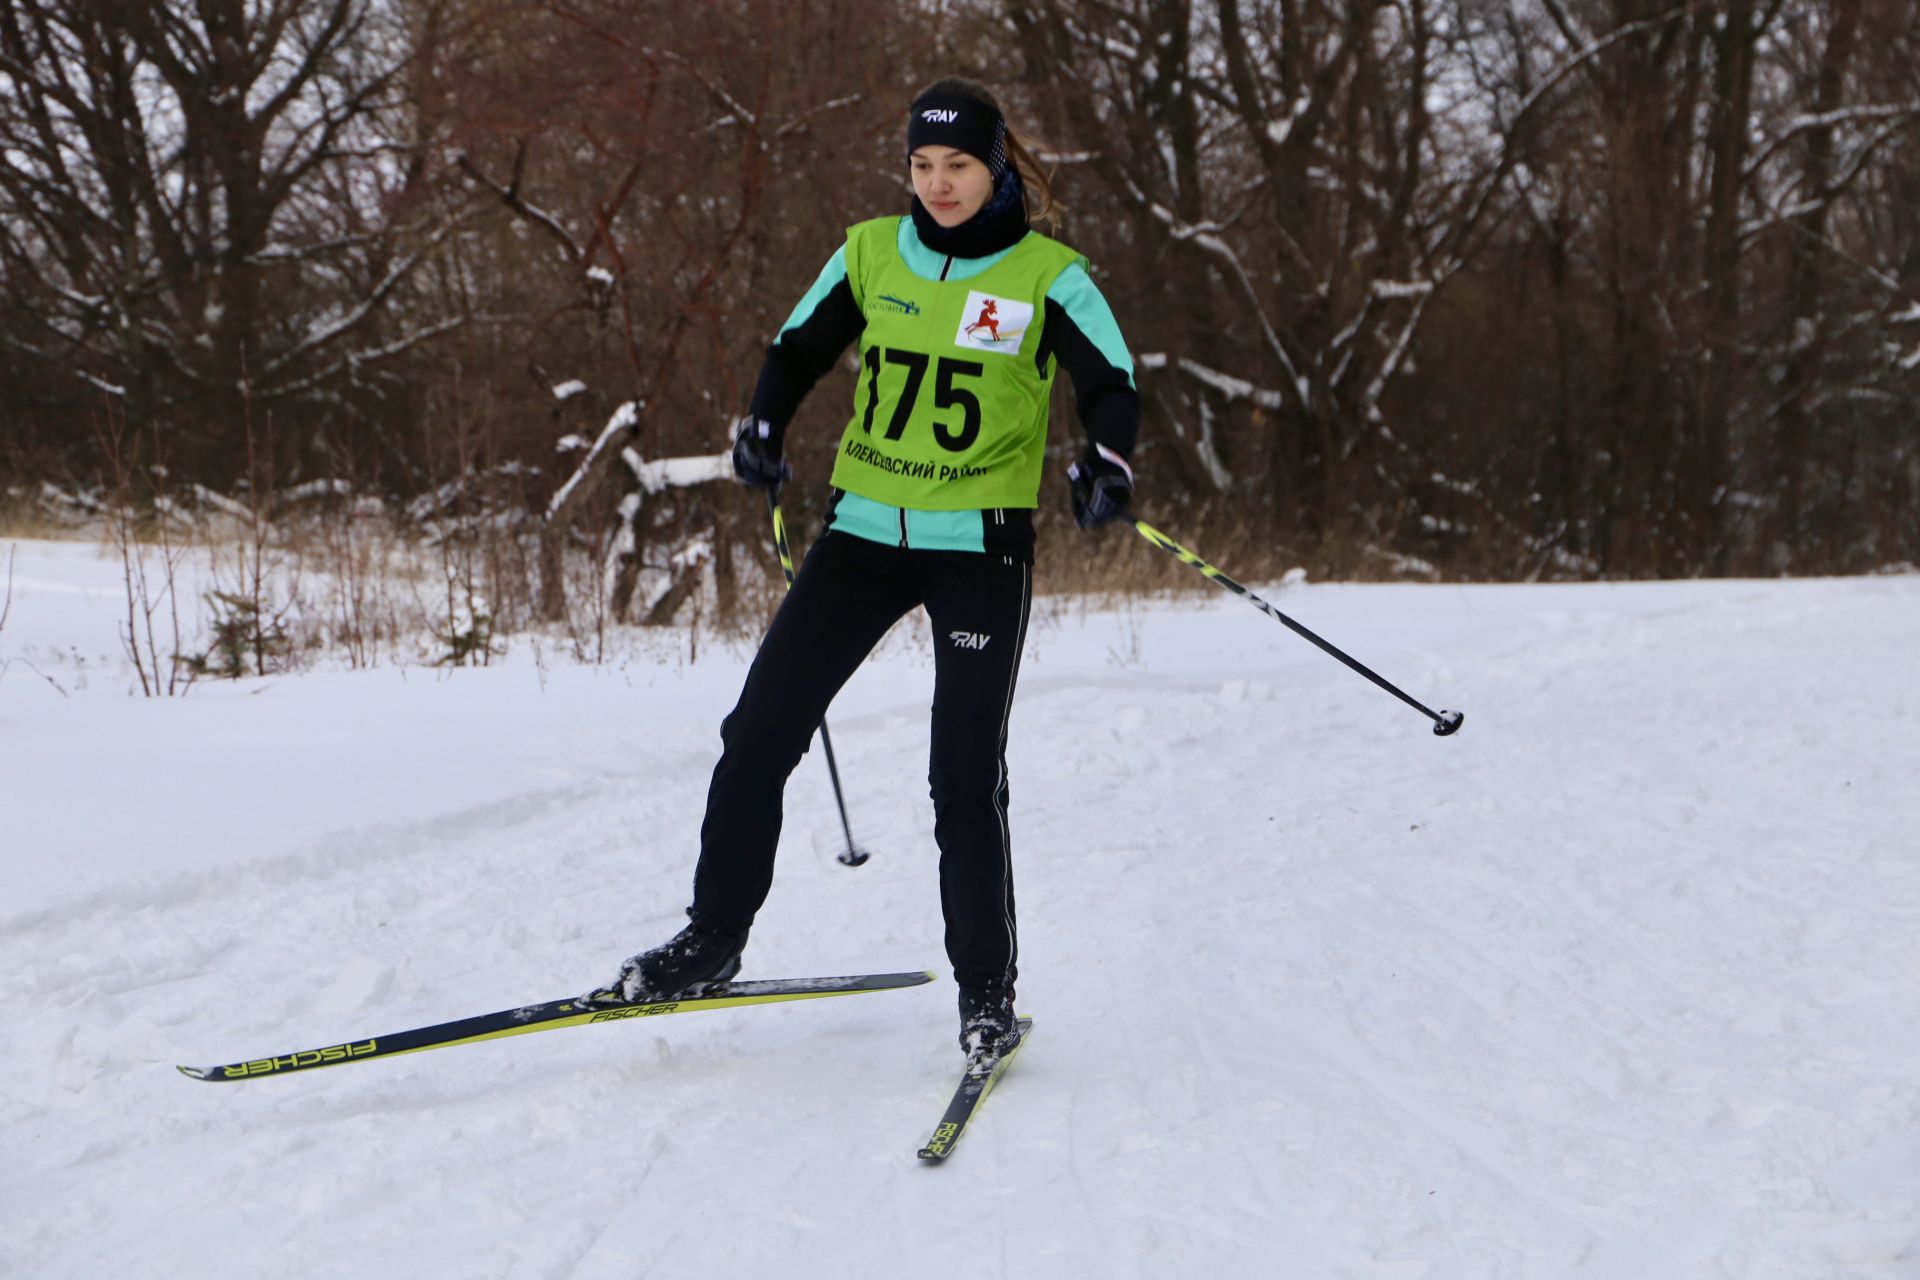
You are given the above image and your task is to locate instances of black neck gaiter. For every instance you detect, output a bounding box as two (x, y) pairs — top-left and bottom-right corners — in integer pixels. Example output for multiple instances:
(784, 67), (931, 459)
(910, 165), (1030, 260)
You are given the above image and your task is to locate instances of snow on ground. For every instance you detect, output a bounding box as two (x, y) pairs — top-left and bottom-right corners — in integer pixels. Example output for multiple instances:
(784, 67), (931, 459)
(2, 536), (1918, 1279)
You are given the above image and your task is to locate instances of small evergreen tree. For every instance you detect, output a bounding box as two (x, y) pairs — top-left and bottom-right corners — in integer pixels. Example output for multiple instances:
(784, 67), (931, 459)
(179, 590), (289, 679)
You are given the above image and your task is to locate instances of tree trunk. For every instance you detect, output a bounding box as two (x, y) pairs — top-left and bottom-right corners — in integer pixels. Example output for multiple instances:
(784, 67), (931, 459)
(1773, 0), (1860, 569)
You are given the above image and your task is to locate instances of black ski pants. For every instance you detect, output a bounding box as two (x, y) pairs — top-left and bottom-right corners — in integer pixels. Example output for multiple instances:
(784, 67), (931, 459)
(691, 529), (1032, 992)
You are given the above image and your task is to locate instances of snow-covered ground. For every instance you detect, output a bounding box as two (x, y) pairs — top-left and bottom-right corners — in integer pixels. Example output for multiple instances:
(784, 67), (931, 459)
(3, 536), (1917, 1279)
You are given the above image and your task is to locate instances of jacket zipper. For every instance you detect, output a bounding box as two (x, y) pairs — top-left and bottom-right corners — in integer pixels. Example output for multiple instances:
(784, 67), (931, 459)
(898, 506), (909, 548)
(940, 255), (953, 281)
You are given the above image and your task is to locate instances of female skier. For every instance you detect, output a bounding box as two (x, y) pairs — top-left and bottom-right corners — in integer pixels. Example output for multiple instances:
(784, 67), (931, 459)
(590, 78), (1141, 1061)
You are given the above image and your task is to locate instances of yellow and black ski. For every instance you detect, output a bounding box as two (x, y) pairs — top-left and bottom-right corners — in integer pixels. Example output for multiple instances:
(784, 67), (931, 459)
(916, 1016), (1034, 1162)
(178, 971), (934, 1083)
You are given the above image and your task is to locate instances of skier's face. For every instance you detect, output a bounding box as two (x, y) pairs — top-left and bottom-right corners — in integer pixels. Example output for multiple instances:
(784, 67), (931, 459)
(910, 147), (994, 227)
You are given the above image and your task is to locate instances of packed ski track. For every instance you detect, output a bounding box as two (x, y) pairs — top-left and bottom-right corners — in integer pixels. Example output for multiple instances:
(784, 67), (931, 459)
(3, 537), (1918, 1279)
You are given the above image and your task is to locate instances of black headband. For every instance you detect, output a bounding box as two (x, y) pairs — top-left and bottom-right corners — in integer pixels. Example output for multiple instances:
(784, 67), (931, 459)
(907, 93), (1008, 178)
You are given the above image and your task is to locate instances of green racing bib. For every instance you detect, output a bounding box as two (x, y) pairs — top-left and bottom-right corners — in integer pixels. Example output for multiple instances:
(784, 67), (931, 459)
(830, 217), (1086, 511)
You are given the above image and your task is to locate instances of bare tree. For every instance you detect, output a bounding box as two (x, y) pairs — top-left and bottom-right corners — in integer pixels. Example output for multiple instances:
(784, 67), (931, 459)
(0, 0), (471, 487)
(1483, 0), (1920, 574)
(428, 0), (925, 622)
(12, 0), (1918, 600)
(1004, 1), (1580, 559)
(1747, 0), (1920, 569)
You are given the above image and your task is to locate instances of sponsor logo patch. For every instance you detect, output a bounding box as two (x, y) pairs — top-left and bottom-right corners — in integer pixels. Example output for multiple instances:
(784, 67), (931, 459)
(949, 630), (991, 650)
(953, 291), (1032, 354)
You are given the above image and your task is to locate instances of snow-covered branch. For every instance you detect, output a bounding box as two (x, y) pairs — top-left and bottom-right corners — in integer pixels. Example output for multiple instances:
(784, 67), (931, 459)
(257, 217), (466, 379)
(546, 402), (641, 521)
(1369, 280), (1436, 301)
(773, 94), (863, 140)
(1746, 101), (1920, 181)
(455, 148), (583, 261)
(1361, 290), (1437, 427)
(258, 314), (477, 401)
(1141, 353), (1289, 411)
(1133, 190), (1309, 408)
(622, 451), (732, 495)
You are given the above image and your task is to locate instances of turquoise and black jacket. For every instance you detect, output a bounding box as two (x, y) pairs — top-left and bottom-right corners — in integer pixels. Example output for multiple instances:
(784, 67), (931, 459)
(749, 215), (1140, 561)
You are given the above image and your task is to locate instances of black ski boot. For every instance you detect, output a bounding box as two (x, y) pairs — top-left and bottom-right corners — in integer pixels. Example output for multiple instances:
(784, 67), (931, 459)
(586, 916), (748, 1006)
(957, 983), (1017, 1064)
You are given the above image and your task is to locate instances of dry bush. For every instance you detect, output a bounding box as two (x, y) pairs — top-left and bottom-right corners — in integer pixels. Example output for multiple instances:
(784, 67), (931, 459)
(0, 487), (87, 541)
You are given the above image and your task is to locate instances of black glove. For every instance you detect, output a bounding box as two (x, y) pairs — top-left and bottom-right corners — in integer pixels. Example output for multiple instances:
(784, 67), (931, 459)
(1067, 443), (1135, 529)
(731, 415), (791, 488)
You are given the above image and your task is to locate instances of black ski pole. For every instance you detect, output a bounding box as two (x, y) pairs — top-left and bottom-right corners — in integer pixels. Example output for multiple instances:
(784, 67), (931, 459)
(1125, 515), (1464, 736)
(766, 488), (872, 865)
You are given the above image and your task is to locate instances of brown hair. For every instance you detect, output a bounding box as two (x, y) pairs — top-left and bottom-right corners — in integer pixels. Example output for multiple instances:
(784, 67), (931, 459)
(915, 77), (1063, 227)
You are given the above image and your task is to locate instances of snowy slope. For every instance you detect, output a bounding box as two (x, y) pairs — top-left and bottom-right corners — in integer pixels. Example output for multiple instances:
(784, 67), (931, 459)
(3, 537), (1918, 1279)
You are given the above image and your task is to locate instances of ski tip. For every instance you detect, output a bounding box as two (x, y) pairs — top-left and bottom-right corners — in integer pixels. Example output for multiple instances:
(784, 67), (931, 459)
(866, 969), (935, 985)
(838, 970), (935, 989)
(842, 968), (936, 991)
(917, 1121), (964, 1162)
(176, 1065), (212, 1081)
